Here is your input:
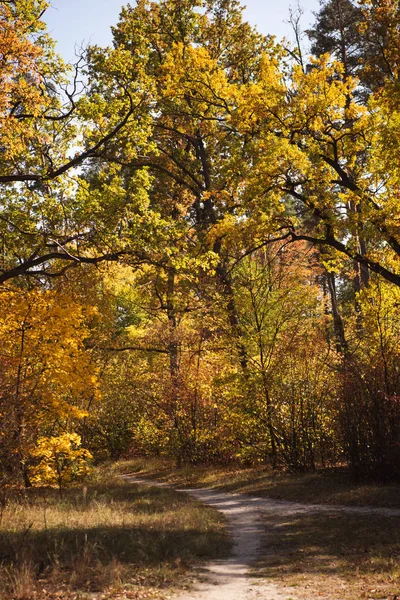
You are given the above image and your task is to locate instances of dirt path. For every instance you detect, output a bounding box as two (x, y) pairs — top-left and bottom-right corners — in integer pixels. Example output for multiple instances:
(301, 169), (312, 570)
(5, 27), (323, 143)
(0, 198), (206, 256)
(123, 476), (400, 600)
(168, 487), (288, 600)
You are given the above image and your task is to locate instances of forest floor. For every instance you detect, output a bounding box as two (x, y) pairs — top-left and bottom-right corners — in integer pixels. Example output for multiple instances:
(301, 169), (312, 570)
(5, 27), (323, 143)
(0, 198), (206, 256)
(114, 460), (400, 600)
(3, 461), (400, 600)
(0, 471), (230, 600)
(113, 458), (400, 508)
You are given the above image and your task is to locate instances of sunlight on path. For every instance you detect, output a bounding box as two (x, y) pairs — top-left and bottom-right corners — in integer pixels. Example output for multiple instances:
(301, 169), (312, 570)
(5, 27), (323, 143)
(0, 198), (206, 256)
(121, 478), (286, 600)
(170, 487), (287, 600)
(122, 476), (400, 600)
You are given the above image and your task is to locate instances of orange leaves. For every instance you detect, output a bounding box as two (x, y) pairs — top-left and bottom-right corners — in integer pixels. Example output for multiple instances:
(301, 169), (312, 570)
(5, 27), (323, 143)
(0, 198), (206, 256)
(0, 2), (57, 164)
(0, 286), (99, 478)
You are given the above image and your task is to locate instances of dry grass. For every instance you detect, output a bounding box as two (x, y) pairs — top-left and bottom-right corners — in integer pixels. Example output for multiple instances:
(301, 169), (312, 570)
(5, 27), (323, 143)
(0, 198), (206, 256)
(0, 471), (231, 600)
(113, 458), (400, 508)
(113, 459), (400, 599)
(256, 511), (400, 600)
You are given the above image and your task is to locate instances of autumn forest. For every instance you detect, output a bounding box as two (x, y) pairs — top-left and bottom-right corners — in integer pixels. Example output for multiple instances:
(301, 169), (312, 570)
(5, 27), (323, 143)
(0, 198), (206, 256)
(2, 0), (400, 494)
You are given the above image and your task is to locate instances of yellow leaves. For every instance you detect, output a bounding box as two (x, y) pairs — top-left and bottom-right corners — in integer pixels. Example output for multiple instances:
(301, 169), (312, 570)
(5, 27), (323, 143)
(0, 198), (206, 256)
(30, 433), (93, 489)
(0, 286), (100, 427)
(319, 248), (346, 274)
(0, 285), (100, 484)
(207, 212), (237, 243)
(368, 86), (400, 196)
(234, 52), (285, 132)
(160, 42), (232, 125)
(288, 57), (363, 145)
(349, 281), (400, 371)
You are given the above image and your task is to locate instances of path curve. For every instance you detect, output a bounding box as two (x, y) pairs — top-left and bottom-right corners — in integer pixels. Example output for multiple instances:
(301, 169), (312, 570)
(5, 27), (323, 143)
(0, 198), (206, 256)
(122, 476), (400, 600)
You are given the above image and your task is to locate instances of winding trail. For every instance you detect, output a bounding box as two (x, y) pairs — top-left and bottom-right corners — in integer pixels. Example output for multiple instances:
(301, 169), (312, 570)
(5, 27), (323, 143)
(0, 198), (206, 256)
(122, 476), (400, 600)
(167, 487), (287, 600)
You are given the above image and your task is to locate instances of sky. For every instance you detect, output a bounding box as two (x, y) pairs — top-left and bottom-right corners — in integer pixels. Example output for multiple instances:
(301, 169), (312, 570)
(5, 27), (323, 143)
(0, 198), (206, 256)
(44, 0), (321, 62)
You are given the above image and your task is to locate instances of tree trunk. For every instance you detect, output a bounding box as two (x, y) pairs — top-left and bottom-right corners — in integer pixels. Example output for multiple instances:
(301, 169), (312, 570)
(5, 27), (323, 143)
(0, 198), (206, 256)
(327, 271), (348, 353)
(213, 240), (249, 375)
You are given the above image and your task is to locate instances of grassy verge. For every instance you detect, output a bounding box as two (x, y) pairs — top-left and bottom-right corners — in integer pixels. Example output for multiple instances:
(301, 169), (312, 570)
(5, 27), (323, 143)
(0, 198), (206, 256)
(112, 459), (400, 599)
(257, 511), (400, 600)
(0, 470), (231, 600)
(112, 458), (400, 508)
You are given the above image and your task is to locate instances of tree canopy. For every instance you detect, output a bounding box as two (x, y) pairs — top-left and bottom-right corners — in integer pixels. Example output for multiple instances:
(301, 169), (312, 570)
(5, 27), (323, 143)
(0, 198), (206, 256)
(1, 0), (400, 484)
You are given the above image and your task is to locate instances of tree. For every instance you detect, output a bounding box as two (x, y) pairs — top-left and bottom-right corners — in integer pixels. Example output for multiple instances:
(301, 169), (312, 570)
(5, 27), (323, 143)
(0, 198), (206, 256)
(82, 0), (400, 295)
(237, 53), (400, 287)
(30, 433), (92, 497)
(358, 0), (400, 88)
(337, 280), (400, 478)
(307, 0), (365, 80)
(1, 0), (399, 480)
(76, 0), (400, 474)
(232, 241), (337, 469)
(0, 286), (98, 485)
(82, 0), (278, 374)
(306, 0), (400, 94)
(0, 0), (151, 285)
